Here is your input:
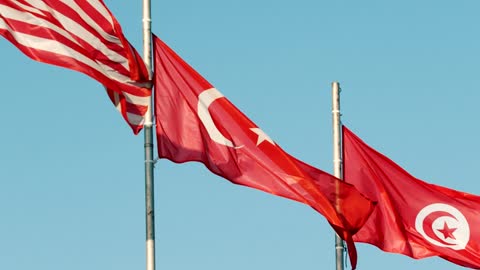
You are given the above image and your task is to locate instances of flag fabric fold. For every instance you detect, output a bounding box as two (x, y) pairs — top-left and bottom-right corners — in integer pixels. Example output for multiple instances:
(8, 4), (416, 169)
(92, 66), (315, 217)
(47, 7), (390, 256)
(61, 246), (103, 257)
(0, 0), (151, 134)
(153, 34), (375, 268)
(343, 126), (480, 269)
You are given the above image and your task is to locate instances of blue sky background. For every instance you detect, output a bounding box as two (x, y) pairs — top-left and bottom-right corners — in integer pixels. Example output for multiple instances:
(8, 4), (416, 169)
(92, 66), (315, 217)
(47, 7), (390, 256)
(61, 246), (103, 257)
(0, 0), (479, 269)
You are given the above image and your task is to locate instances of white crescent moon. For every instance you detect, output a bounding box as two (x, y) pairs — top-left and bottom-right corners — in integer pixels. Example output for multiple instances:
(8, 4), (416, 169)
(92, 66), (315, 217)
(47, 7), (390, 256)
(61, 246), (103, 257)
(197, 88), (237, 148)
(415, 203), (470, 250)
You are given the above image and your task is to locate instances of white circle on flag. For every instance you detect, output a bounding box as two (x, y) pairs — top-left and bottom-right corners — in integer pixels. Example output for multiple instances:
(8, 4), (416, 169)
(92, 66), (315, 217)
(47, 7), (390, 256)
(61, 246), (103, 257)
(415, 203), (470, 250)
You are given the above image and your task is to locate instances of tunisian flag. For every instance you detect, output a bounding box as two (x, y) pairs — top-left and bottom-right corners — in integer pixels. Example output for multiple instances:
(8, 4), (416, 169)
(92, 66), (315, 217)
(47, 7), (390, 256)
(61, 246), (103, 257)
(343, 126), (480, 268)
(153, 35), (375, 268)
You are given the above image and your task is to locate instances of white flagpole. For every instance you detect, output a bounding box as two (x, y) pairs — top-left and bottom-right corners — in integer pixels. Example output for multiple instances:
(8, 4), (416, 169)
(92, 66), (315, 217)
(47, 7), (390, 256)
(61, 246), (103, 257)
(142, 0), (156, 269)
(332, 81), (345, 270)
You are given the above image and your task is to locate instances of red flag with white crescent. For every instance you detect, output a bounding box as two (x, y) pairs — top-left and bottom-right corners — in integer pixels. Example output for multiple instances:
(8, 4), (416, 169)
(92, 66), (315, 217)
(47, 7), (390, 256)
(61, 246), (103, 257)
(153, 35), (375, 269)
(343, 126), (480, 268)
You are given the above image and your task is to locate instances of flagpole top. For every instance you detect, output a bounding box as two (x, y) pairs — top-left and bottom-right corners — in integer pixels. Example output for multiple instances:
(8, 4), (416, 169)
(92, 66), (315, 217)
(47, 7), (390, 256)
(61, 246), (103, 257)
(332, 81), (341, 93)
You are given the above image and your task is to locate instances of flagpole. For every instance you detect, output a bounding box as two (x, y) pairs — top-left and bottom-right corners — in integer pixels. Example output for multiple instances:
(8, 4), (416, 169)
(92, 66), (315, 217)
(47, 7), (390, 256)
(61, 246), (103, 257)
(142, 0), (156, 269)
(332, 81), (344, 270)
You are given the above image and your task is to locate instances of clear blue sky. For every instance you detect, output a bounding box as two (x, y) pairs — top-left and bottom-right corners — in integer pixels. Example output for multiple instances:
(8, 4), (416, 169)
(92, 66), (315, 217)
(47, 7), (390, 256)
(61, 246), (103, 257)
(1, 0), (478, 269)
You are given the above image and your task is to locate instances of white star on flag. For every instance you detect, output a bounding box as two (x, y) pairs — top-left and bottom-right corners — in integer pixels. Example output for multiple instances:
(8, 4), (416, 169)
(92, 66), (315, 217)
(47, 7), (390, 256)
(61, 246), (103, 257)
(250, 128), (275, 146)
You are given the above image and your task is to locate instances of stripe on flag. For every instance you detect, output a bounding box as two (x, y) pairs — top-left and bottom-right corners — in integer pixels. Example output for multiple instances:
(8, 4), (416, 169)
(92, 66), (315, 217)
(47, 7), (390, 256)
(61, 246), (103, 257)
(0, 0), (151, 134)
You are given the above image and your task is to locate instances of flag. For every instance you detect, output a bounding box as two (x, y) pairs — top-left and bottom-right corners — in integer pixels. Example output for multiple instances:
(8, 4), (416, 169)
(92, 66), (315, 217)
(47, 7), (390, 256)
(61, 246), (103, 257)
(0, 0), (150, 134)
(153, 34), (375, 268)
(343, 126), (480, 268)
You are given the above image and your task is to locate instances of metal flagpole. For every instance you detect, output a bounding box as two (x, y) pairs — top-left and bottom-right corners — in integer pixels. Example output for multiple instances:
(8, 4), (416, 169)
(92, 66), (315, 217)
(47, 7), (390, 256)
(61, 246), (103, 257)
(332, 81), (344, 270)
(142, 0), (156, 269)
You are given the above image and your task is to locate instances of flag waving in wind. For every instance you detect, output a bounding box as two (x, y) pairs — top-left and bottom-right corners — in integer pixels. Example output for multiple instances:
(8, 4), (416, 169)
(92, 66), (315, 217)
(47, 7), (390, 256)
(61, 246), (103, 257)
(343, 126), (480, 269)
(0, 0), (150, 134)
(153, 35), (375, 269)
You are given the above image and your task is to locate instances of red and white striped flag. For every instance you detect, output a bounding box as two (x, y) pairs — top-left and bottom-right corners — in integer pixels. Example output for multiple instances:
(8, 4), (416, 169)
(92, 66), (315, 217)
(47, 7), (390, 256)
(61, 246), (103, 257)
(0, 0), (151, 134)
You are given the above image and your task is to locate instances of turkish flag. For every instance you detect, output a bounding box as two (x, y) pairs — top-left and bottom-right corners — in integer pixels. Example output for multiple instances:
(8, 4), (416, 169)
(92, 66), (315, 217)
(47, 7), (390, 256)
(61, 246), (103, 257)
(343, 126), (480, 268)
(153, 35), (375, 268)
